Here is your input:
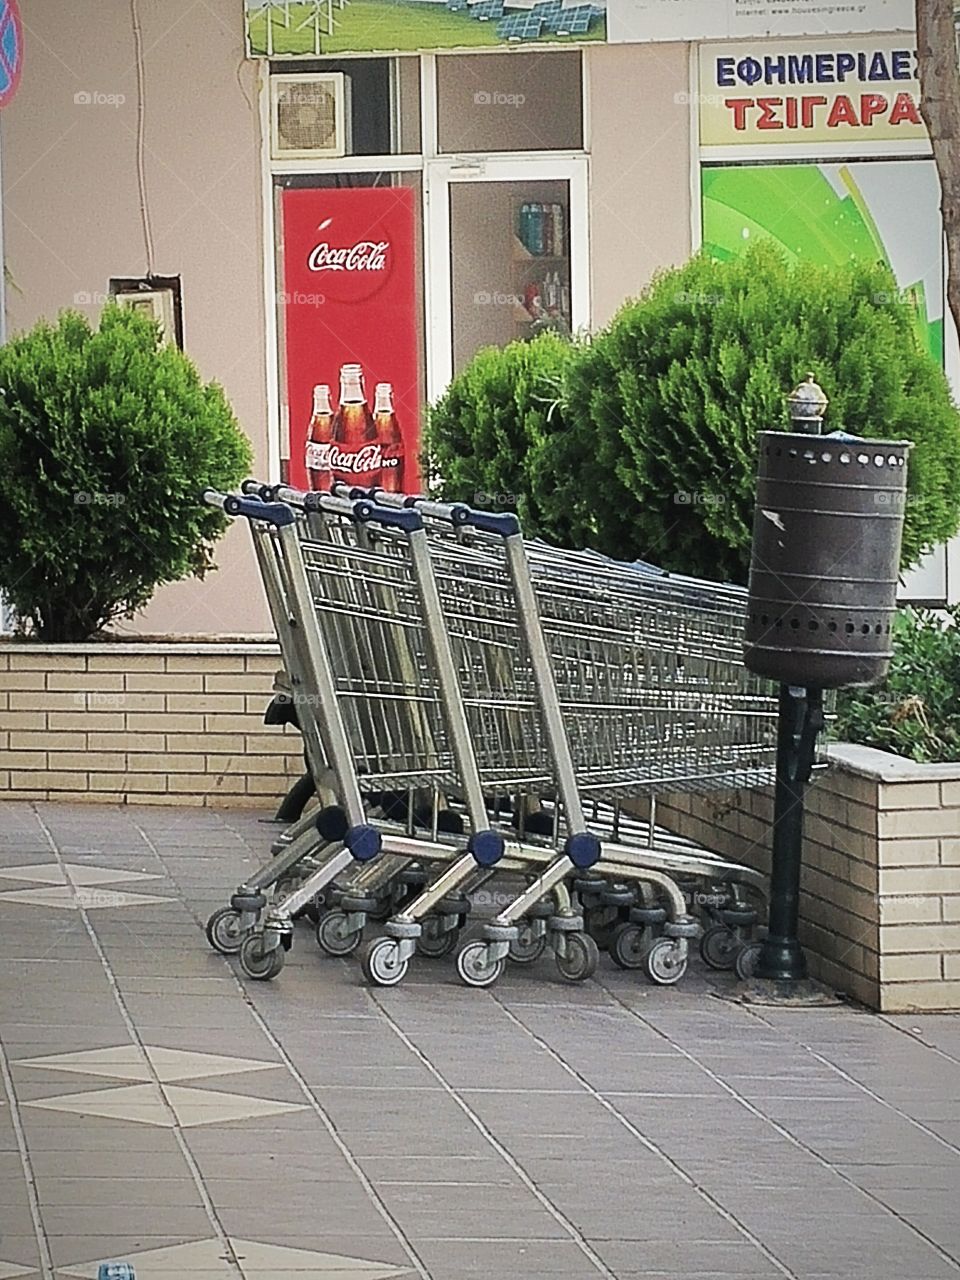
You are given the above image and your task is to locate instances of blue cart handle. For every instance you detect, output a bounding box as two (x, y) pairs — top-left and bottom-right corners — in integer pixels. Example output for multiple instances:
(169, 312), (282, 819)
(449, 505), (521, 537)
(353, 500), (423, 532)
(203, 489), (296, 528)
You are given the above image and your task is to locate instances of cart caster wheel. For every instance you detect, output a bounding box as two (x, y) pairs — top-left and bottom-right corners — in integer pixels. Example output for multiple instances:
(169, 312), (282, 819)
(508, 923), (548, 965)
(416, 919), (459, 959)
(555, 931), (599, 982)
(316, 909), (362, 957)
(455, 940), (505, 989)
(642, 938), (688, 986)
(361, 936), (409, 987)
(239, 933), (285, 981)
(609, 921), (648, 970)
(699, 923), (738, 971)
(205, 907), (244, 955)
(734, 940), (763, 981)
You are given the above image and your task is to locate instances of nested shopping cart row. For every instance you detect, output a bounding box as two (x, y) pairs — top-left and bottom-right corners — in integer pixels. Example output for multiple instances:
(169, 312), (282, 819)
(200, 482), (778, 987)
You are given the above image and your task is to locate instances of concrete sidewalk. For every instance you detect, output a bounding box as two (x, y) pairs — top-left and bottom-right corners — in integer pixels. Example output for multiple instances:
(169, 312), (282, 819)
(0, 800), (958, 1280)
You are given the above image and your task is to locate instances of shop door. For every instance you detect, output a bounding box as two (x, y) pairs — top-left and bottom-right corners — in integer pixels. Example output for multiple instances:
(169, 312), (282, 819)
(424, 157), (589, 402)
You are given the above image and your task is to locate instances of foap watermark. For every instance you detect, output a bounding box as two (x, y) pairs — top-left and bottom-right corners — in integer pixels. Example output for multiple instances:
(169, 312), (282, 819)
(72, 691), (126, 709)
(73, 290), (111, 307)
(474, 489), (517, 508)
(473, 90), (526, 107)
(674, 290), (723, 307)
(75, 491), (126, 507)
(74, 90), (126, 109)
(473, 289), (522, 307)
(278, 289), (326, 309)
(674, 91), (727, 107)
(674, 491), (726, 507)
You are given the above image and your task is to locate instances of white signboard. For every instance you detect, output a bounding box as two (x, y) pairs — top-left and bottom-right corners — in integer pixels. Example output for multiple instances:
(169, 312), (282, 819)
(608, 0), (915, 44)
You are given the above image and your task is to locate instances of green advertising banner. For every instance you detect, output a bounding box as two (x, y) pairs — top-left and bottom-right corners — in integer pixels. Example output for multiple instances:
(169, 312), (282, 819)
(245, 0), (606, 56)
(701, 161), (944, 364)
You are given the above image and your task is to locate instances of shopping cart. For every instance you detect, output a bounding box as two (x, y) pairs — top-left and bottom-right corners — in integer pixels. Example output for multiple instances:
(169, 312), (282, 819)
(225, 481), (775, 986)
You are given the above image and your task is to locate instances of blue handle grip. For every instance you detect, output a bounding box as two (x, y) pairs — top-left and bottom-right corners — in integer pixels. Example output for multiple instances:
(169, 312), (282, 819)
(222, 495), (296, 527)
(353, 500), (423, 532)
(450, 506), (521, 537)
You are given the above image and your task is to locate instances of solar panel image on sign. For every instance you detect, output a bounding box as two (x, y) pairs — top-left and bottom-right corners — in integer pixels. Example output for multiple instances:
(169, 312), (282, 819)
(554, 4), (595, 34)
(471, 0), (506, 20)
(496, 11), (544, 39)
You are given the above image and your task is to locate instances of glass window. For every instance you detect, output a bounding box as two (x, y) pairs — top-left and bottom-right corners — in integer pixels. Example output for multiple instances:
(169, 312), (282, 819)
(437, 51), (582, 154)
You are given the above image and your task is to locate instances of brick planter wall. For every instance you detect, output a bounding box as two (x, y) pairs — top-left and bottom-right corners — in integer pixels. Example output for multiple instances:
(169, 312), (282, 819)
(654, 745), (960, 1013)
(0, 643), (301, 808)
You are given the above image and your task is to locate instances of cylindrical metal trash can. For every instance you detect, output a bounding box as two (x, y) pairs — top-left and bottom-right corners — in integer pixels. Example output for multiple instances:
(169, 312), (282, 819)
(744, 430), (912, 689)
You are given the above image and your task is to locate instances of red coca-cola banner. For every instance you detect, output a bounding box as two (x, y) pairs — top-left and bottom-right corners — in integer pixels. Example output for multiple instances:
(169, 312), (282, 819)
(281, 185), (421, 492)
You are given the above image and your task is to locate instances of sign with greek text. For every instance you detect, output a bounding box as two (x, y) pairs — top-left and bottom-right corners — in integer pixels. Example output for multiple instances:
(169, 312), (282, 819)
(698, 36), (927, 149)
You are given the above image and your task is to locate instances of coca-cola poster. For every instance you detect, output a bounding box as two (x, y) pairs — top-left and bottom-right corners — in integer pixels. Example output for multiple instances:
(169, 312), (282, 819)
(281, 186), (421, 493)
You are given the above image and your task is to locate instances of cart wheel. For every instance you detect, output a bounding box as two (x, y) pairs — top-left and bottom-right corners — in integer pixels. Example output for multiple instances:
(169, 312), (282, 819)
(239, 933), (285, 981)
(205, 907), (243, 956)
(455, 940), (505, 989)
(555, 932), (599, 983)
(642, 938), (688, 986)
(361, 936), (409, 987)
(508, 923), (548, 965)
(609, 921), (648, 970)
(734, 940), (763, 981)
(316, 909), (362, 957)
(416, 918), (459, 959)
(699, 924), (738, 971)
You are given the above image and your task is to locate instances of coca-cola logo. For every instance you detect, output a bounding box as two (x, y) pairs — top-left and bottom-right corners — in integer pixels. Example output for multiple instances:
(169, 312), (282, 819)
(308, 218), (388, 274)
(305, 441), (399, 475)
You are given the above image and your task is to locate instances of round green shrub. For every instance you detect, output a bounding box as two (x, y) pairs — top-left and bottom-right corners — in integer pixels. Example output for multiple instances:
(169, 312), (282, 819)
(423, 332), (592, 546)
(566, 241), (960, 580)
(0, 305), (252, 640)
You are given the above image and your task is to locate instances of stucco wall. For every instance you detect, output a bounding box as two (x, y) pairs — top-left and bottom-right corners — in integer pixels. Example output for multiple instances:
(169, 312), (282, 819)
(586, 41), (692, 327)
(3, 0), (271, 636)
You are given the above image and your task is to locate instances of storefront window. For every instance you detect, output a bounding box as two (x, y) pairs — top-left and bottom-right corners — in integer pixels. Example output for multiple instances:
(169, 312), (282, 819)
(437, 51), (582, 153)
(448, 177), (572, 373)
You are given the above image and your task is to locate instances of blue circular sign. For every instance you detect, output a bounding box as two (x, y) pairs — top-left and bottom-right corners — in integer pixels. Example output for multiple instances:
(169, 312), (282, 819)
(0, 0), (23, 109)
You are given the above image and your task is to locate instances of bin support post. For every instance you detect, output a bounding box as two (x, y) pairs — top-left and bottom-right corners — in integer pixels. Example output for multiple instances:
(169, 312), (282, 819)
(755, 683), (824, 983)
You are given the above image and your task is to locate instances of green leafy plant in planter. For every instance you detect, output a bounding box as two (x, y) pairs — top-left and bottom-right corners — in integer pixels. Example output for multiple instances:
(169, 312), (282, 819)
(566, 241), (960, 579)
(0, 305), (252, 641)
(834, 607), (960, 763)
(424, 331), (590, 546)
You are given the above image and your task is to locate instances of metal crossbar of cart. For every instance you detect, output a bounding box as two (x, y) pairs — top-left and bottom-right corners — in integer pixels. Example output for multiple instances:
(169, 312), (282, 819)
(212, 481), (777, 986)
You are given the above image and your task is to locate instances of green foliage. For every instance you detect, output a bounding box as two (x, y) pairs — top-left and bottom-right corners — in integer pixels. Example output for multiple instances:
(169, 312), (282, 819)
(834, 608), (960, 763)
(427, 242), (960, 581)
(424, 332), (590, 545)
(0, 305), (252, 641)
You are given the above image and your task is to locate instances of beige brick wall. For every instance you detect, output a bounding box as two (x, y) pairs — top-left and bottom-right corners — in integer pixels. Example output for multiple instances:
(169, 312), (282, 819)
(0, 644), (301, 809)
(654, 745), (960, 1014)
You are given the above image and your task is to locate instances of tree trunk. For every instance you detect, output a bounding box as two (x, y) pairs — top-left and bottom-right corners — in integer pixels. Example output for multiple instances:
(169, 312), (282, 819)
(916, 0), (960, 341)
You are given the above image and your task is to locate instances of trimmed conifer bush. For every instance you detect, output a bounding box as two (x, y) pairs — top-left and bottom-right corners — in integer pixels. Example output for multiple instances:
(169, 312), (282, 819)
(0, 305), (252, 641)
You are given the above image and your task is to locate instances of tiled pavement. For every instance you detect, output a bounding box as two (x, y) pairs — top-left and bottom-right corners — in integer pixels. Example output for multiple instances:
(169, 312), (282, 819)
(0, 802), (959, 1280)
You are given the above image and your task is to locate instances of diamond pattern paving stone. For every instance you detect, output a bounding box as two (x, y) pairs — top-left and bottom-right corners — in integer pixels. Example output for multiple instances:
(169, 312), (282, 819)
(59, 1237), (414, 1278)
(17, 1045), (281, 1083)
(0, 863), (161, 886)
(0, 1265), (32, 1279)
(22, 1083), (306, 1128)
(0, 887), (175, 910)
